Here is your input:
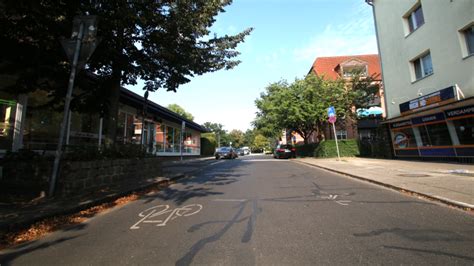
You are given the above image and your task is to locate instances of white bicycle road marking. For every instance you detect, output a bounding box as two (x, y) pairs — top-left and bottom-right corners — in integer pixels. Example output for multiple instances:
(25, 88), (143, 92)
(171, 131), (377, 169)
(130, 204), (203, 230)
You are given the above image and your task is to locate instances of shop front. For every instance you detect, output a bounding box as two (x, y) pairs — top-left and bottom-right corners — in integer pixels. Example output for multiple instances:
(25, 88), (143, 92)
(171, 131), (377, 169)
(389, 88), (473, 159)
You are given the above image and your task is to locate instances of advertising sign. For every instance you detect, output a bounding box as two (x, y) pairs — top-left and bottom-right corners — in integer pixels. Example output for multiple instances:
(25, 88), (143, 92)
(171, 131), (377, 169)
(399, 86), (456, 115)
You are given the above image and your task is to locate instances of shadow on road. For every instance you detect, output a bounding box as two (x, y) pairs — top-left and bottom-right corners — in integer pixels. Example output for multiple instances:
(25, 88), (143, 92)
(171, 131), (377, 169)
(0, 235), (82, 265)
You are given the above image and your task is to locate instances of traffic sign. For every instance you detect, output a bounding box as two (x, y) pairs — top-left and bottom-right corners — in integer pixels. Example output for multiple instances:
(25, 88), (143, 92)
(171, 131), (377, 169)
(327, 106), (336, 117)
(328, 115), (337, 124)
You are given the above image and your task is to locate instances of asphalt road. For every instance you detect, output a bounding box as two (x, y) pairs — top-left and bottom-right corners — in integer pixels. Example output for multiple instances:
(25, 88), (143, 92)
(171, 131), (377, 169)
(1, 155), (473, 265)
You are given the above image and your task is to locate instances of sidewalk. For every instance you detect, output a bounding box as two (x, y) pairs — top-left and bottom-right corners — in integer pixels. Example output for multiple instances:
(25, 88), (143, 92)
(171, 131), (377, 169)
(295, 157), (474, 210)
(0, 157), (214, 235)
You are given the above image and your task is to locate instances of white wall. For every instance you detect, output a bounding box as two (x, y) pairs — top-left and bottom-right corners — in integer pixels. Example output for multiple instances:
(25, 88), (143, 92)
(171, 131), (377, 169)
(373, 0), (474, 119)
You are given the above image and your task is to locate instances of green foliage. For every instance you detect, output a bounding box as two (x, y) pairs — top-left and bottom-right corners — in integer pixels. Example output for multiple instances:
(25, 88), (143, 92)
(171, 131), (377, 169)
(167, 104), (194, 121)
(228, 129), (244, 147)
(252, 134), (270, 152)
(313, 140), (359, 158)
(254, 74), (348, 144)
(1, 1), (253, 142)
(254, 73), (380, 144)
(200, 133), (217, 156)
(295, 143), (319, 157)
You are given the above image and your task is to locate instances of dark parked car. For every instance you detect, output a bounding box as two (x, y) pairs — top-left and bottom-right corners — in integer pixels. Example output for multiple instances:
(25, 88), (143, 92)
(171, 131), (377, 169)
(215, 147), (238, 159)
(273, 144), (296, 159)
(236, 148), (245, 156)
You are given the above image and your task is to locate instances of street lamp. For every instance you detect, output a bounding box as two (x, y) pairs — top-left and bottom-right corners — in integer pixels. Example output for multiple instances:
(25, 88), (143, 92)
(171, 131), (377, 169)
(49, 15), (99, 196)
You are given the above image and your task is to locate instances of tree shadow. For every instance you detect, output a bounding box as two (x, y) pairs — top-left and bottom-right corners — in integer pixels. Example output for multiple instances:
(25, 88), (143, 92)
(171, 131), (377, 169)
(141, 165), (244, 205)
(176, 199), (261, 266)
(0, 235), (82, 265)
(354, 228), (474, 242)
(382, 245), (474, 262)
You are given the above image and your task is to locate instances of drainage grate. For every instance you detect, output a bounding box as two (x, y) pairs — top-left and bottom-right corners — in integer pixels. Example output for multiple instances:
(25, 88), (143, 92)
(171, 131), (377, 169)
(398, 174), (431, 177)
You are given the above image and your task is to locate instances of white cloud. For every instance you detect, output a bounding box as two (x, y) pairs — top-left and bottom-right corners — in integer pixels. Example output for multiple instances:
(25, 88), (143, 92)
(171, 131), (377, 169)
(293, 11), (378, 60)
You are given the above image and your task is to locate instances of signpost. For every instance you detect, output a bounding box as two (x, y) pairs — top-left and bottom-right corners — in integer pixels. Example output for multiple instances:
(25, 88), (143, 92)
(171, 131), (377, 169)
(327, 106), (340, 161)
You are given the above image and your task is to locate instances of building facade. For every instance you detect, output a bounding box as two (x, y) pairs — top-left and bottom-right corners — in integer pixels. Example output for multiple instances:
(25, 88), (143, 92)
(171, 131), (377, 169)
(309, 54), (383, 141)
(1, 87), (206, 156)
(368, 0), (473, 159)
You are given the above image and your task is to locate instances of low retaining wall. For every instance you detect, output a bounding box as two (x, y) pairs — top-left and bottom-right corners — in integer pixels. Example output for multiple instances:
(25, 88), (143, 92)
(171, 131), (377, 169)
(1, 157), (163, 197)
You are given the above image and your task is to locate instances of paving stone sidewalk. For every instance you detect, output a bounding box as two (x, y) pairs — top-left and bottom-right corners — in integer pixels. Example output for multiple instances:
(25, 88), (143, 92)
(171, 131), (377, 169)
(295, 157), (474, 210)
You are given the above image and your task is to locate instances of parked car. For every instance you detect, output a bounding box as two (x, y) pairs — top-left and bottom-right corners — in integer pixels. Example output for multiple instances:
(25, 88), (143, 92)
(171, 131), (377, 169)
(215, 147), (238, 159)
(236, 148), (245, 156)
(273, 144), (296, 159)
(242, 147), (250, 155)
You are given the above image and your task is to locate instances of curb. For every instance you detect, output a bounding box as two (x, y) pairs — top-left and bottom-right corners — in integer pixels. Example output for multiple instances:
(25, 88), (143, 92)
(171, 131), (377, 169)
(295, 160), (474, 212)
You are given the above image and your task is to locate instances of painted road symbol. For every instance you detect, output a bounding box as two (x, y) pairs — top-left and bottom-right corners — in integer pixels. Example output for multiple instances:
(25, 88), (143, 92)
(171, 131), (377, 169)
(130, 204), (203, 229)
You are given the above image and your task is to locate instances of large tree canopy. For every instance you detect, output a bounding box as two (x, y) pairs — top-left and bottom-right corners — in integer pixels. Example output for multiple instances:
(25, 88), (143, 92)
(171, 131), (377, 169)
(0, 0), (252, 142)
(254, 73), (378, 144)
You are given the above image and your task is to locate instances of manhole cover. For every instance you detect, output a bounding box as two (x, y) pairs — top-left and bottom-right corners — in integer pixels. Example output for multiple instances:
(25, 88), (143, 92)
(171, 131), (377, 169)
(398, 174), (431, 177)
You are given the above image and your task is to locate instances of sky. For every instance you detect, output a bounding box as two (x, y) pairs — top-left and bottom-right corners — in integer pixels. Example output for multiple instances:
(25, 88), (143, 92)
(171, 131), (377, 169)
(126, 0), (378, 132)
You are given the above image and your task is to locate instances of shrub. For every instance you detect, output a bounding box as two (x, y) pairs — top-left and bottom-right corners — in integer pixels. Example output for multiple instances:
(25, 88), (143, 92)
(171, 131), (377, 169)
(295, 143), (319, 157)
(201, 133), (216, 156)
(314, 139), (359, 158)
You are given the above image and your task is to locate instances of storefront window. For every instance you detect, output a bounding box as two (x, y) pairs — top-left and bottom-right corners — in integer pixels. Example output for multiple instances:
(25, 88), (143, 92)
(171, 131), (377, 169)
(392, 128), (417, 149)
(453, 117), (474, 145)
(69, 112), (101, 146)
(166, 126), (174, 152)
(0, 99), (16, 150)
(174, 128), (181, 153)
(417, 122), (452, 147)
(155, 124), (165, 152)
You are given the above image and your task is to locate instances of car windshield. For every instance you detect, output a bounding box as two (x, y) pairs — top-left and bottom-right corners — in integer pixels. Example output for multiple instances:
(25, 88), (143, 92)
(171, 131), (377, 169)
(218, 147), (231, 152)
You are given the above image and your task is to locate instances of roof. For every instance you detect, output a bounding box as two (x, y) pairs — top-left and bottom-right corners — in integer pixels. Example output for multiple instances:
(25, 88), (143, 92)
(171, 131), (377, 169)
(120, 88), (208, 133)
(309, 54), (381, 80)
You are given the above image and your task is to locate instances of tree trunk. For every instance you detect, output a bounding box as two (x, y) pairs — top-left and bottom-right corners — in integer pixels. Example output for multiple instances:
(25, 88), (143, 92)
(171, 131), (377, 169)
(104, 66), (122, 146)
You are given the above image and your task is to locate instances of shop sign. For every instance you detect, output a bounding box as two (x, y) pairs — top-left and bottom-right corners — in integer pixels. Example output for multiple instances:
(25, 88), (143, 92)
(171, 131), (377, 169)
(399, 86), (456, 115)
(390, 119), (412, 129)
(445, 105), (474, 119)
(411, 112), (445, 125)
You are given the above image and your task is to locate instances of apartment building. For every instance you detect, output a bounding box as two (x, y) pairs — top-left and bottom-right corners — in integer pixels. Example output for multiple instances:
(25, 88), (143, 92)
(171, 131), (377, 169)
(367, 0), (473, 159)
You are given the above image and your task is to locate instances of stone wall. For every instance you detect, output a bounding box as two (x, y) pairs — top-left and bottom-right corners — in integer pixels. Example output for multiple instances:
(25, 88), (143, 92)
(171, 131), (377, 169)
(1, 157), (163, 197)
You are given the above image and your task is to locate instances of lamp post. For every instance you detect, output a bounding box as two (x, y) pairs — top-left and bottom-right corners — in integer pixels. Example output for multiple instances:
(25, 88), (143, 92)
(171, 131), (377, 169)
(49, 16), (99, 196)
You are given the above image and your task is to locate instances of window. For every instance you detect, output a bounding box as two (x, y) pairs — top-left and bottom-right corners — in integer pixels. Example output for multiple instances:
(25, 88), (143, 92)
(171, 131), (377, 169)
(342, 65), (367, 78)
(417, 123), (452, 147)
(462, 25), (474, 56)
(412, 52), (433, 80)
(453, 117), (474, 145)
(336, 130), (347, 140)
(406, 4), (424, 33)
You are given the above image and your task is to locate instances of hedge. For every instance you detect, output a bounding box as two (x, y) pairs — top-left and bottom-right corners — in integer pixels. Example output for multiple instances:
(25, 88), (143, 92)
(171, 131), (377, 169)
(201, 133), (217, 156)
(313, 139), (359, 158)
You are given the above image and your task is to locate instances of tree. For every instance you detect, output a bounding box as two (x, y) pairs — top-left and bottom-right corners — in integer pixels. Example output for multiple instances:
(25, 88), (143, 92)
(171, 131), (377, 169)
(252, 134), (270, 152)
(167, 104), (194, 121)
(243, 129), (256, 147)
(1, 1), (253, 143)
(254, 74), (363, 144)
(202, 121), (229, 147)
(228, 129), (244, 147)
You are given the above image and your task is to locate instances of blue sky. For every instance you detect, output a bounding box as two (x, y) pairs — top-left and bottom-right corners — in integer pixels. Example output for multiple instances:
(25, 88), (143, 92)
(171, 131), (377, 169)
(126, 0), (378, 132)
